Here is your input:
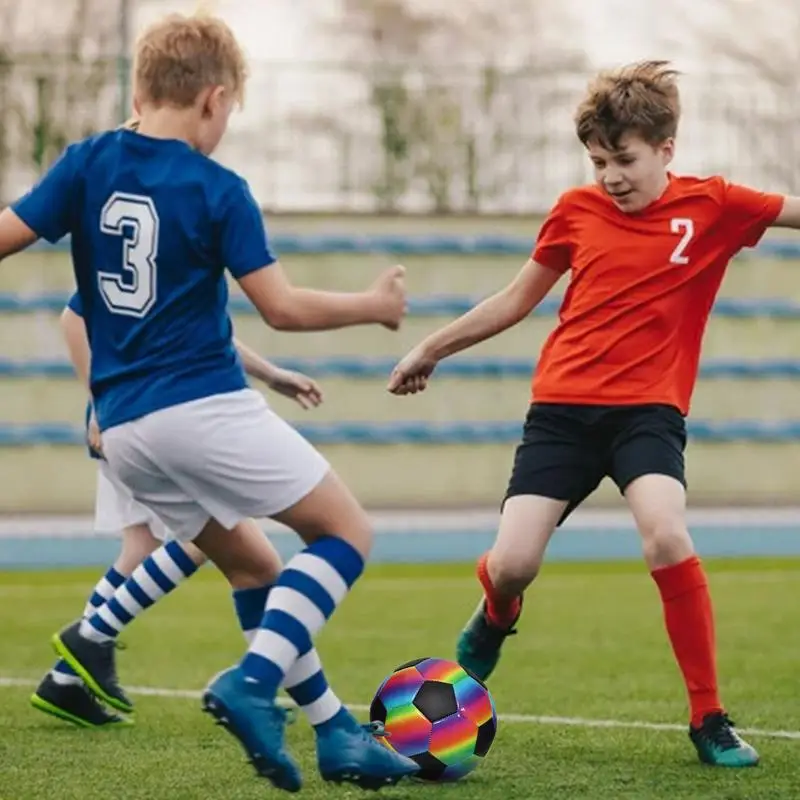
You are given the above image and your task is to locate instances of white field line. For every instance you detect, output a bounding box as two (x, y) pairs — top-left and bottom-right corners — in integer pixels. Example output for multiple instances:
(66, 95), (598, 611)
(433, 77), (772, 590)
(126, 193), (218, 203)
(3, 676), (799, 741)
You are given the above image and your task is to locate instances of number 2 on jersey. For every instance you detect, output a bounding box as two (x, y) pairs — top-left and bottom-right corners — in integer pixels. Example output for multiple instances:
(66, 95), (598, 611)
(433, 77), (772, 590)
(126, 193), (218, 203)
(98, 192), (159, 317)
(669, 218), (694, 265)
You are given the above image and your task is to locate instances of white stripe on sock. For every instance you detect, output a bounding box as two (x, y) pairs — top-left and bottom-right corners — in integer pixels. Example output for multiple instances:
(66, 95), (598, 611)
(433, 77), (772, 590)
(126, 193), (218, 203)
(288, 553), (349, 605)
(114, 585), (144, 617)
(302, 688), (342, 726)
(95, 576), (118, 599)
(131, 566), (165, 602)
(267, 586), (326, 635)
(80, 616), (112, 643)
(95, 603), (125, 633)
(82, 577), (118, 616)
(151, 548), (188, 585)
(50, 669), (83, 686)
(283, 649), (323, 689)
(249, 629), (299, 673)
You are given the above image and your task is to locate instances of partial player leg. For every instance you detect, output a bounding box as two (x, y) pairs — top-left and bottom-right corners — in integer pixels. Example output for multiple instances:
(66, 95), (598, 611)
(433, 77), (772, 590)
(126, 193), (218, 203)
(610, 405), (757, 767)
(33, 561), (132, 728)
(457, 494), (565, 680)
(52, 524), (204, 714)
(31, 520), (164, 727)
(99, 391), (417, 791)
(200, 471), (420, 790)
(606, 403), (756, 768)
(229, 521), (346, 729)
(625, 473), (758, 767)
(457, 403), (601, 681)
(192, 517), (307, 792)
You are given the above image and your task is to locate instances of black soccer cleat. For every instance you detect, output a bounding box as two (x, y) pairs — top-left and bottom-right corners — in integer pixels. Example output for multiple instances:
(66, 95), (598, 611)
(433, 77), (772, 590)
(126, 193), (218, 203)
(52, 620), (134, 713)
(689, 711), (759, 767)
(30, 672), (132, 728)
(456, 600), (520, 682)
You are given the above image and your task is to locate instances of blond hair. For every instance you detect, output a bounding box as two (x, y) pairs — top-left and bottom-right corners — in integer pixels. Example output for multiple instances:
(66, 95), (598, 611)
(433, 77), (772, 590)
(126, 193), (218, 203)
(133, 12), (247, 109)
(574, 60), (680, 150)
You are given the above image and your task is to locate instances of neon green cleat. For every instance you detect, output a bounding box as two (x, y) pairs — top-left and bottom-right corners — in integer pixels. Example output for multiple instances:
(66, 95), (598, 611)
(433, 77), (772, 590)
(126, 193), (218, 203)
(31, 673), (132, 728)
(689, 712), (759, 767)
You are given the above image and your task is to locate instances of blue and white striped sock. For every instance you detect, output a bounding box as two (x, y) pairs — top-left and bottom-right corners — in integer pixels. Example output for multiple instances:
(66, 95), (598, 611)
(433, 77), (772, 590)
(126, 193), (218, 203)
(79, 541), (200, 643)
(51, 566), (126, 685)
(240, 536), (364, 700)
(233, 585), (344, 726)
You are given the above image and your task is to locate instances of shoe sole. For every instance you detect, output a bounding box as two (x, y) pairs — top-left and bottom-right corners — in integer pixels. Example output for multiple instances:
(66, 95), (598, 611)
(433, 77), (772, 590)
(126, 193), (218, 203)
(30, 693), (133, 728)
(322, 766), (416, 791)
(201, 690), (302, 793)
(696, 752), (760, 768)
(698, 757), (760, 768)
(50, 633), (134, 714)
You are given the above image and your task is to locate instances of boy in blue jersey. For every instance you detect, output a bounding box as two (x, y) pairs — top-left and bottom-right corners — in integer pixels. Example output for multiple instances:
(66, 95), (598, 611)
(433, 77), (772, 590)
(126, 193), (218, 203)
(34, 292), (344, 733)
(0, 11), (416, 792)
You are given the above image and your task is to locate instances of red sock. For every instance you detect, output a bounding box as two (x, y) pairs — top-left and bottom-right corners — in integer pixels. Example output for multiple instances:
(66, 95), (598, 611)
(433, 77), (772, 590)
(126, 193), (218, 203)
(477, 553), (521, 629)
(651, 555), (723, 727)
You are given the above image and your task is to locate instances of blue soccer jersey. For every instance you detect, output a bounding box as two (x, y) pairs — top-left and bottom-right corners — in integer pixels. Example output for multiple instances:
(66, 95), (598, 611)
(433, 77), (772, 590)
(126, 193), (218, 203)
(13, 129), (275, 430)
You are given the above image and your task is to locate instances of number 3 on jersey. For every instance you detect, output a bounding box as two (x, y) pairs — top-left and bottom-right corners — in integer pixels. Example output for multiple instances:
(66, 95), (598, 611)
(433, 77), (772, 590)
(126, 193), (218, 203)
(669, 218), (693, 265)
(98, 192), (159, 317)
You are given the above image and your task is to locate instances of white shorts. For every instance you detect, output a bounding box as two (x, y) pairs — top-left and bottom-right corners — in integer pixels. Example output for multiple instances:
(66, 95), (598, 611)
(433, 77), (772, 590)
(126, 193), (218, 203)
(102, 388), (330, 542)
(94, 460), (169, 541)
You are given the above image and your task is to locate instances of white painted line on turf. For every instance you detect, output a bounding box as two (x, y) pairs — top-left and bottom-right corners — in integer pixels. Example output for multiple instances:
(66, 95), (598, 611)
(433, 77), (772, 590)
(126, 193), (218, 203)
(4, 676), (800, 741)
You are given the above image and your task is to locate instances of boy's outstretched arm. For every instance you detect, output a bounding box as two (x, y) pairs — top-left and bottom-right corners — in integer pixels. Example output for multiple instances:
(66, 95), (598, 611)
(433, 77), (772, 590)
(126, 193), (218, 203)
(238, 261), (406, 332)
(772, 196), (800, 228)
(388, 259), (561, 396)
(233, 337), (323, 409)
(0, 208), (40, 261)
(222, 176), (407, 332)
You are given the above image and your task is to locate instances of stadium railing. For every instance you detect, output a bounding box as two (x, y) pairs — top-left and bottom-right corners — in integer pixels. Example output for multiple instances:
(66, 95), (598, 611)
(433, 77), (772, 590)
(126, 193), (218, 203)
(26, 233), (800, 259)
(0, 293), (799, 318)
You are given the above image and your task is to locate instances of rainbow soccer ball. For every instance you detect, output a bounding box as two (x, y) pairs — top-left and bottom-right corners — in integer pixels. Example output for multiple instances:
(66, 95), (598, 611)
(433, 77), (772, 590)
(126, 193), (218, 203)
(369, 657), (497, 781)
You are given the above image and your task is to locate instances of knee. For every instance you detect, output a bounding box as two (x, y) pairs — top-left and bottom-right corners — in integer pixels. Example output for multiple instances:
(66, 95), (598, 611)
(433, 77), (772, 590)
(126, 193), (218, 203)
(640, 518), (694, 570)
(116, 523), (159, 572)
(224, 551), (281, 589)
(339, 511), (373, 561)
(487, 550), (540, 595)
(181, 541), (208, 567)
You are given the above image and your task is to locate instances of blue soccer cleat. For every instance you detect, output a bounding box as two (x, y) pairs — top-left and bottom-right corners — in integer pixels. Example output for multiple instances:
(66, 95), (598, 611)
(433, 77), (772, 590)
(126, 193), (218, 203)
(202, 667), (302, 793)
(316, 710), (420, 790)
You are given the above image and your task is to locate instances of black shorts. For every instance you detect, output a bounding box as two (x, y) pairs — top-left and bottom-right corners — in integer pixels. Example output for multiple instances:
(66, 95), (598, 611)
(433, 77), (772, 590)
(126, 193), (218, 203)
(504, 403), (687, 525)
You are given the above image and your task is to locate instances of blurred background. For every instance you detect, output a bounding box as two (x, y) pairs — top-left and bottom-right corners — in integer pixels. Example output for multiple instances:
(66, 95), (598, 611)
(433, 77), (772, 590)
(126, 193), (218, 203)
(0, 0), (798, 566)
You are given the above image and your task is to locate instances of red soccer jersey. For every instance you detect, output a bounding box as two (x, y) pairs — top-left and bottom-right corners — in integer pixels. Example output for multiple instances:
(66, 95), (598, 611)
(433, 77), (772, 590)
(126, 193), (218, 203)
(531, 175), (784, 414)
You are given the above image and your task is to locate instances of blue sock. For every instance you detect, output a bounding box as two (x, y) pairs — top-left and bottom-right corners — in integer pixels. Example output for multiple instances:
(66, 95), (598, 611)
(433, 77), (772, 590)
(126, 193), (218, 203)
(240, 536), (364, 701)
(233, 583), (347, 726)
(51, 566), (126, 685)
(80, 541), (200, 642)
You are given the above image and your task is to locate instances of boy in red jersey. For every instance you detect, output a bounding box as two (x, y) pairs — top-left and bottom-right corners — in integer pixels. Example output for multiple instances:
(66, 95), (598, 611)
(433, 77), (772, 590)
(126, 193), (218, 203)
(388, 61), (800, 768)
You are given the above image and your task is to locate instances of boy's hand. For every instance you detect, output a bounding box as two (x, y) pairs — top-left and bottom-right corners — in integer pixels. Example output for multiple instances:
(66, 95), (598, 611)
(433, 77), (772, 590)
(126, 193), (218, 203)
(266, 367), (323, 409)
(387, 346), (438, 395)
(370, 265), (407, 330)
(87, 411), (104, 456)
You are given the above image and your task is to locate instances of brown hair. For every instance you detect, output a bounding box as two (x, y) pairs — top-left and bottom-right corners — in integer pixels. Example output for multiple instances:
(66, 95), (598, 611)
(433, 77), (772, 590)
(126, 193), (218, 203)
(574, 60), (680, 150)
(133, 12), (247, 109)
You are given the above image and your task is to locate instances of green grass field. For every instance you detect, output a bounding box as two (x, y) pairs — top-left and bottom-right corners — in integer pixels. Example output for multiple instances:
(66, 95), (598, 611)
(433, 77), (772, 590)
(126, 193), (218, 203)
(2, 559), (800, 799)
